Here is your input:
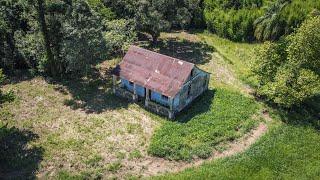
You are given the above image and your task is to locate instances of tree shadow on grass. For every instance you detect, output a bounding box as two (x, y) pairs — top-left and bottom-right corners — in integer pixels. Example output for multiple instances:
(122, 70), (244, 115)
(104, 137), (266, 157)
(0, 124), (43, 179)
(175, 89), (216, 123)
(280, 96), (320, 130)
(3, 70), (35, 86)
(259, 94), (320, 130)
(139, 36), (214, 65)
(52, 68), (129, 114)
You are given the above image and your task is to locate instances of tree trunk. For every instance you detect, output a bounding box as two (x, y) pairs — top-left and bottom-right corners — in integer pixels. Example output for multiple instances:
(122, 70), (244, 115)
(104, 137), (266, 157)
(36, 0), (56, 77)
(150, 31), (160, 45)
(6, 31), (15, 73)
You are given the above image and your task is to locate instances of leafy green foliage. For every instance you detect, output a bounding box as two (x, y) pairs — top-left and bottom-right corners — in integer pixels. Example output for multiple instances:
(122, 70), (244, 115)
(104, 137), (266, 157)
(104, 19), (137, 54)
(58, 0), (107, 75)
(254, 0), (320, 41)
(148, 88), (258, 160)
(0, 0), (31, 71)
(0, 69), (14, 103)
(87, 0), (115, 20)
(253, 16), (320, 107)
(204, 0), (264, 41)
(105, 0), (204, 42)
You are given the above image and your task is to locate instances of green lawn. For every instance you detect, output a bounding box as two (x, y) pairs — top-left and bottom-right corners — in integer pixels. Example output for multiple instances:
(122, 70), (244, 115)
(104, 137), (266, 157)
(198, 32), (260, 86)
(154, 123), (320, 179)
(148, 88), (259, 161)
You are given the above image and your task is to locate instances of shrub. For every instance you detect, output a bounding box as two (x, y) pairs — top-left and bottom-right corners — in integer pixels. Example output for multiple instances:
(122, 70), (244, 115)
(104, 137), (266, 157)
(253, 16), (320, 107)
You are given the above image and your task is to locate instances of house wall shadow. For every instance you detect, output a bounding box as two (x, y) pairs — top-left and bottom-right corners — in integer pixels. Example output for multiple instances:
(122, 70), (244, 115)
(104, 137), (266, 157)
(257, 93), (320, 130)
(175, 89), (215, 123)
(0, 125), (43, 179)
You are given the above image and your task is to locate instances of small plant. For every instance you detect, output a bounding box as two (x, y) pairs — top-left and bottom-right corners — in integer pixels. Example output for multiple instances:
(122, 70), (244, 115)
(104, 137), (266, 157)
(0, 69), (15, 104)
(85, 154), (103, 167)
(126, 123), (143, 134)
(116, 151), (126, 160)
(129, 149), (143, 160)
(107, 162), (122, 173)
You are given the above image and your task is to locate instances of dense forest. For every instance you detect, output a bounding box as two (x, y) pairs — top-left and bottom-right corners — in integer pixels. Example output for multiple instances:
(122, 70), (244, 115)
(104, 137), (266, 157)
(0, 0), (319, 107)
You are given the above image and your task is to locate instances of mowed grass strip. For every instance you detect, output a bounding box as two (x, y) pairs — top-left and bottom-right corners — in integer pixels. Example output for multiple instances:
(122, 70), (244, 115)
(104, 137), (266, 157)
(148, 88), (259, 161)
(154, 124), (320, 179)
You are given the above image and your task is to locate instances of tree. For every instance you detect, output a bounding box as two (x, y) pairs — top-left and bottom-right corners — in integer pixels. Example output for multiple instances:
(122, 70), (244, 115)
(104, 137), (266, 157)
(36, 0), (56, 77)
(59, 0), (108, 75)
(204, 0), (264, 42)
(104, 19), (137, 54)
(252, 15), (320, 107)
(135, 0), (171, 43)
(253, 0), (290, 41)
(0, 0), (30, 72)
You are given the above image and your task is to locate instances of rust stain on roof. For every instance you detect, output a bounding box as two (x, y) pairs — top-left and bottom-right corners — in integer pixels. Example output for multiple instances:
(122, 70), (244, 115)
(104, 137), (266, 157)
(112, 45), (194, 97)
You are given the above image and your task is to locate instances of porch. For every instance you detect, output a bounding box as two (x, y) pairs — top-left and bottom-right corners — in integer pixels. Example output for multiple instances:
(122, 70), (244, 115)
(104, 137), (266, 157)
(112, 75), (175, 119)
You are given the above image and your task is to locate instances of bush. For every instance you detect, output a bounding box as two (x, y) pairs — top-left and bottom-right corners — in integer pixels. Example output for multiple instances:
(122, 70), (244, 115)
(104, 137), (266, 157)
(253, 16), (320, 107)
(0, 69), (14, 104)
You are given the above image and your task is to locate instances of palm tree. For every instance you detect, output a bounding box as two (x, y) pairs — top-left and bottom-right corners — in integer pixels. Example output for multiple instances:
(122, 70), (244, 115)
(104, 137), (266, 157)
(254, 0), (290, 41)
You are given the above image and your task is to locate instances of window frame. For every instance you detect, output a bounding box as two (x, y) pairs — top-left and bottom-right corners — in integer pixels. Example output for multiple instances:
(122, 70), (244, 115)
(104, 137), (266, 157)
(161, 94), (169, 101)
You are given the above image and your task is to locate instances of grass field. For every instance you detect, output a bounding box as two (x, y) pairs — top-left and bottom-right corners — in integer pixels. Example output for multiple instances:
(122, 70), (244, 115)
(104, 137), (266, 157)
(154, 123), (320, 179)
(148, 88), (258, 161)
(1, 31), (319, 179)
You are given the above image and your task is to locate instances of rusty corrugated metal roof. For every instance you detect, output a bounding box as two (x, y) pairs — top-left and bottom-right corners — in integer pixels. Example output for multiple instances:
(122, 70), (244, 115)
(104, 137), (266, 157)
(112, 45), (194, 97)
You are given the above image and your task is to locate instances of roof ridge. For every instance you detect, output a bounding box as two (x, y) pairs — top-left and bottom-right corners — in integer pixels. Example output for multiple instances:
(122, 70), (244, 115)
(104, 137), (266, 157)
(130, 45), (195, 67)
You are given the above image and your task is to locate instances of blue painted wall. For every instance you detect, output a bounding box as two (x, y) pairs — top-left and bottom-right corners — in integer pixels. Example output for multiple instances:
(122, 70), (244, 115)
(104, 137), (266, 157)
(121, 78), (134, 92)
(121, 78), (145, 97)
(136, 84), (145, 97)
(151, 91), (169, 106)
(121, 78), (180, 110)
(151, 90), (180, 109)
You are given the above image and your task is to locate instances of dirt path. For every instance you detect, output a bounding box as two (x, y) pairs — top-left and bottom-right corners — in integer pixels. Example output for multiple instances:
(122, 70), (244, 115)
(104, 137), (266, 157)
(139, 122), (267, 176)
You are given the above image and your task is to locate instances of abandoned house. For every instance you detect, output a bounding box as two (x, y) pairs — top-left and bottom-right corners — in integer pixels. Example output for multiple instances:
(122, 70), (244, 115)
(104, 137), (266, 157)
(111, 45), (210, 119)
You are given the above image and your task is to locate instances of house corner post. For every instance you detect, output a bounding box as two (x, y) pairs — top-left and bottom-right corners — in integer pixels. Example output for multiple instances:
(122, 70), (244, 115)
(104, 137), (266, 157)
(206, 74), (210, 90)
(145, 88), (150, 107)
(169, 97), (174, 119)
(112, 75), (116, 94)
(133, 83), (138, 102)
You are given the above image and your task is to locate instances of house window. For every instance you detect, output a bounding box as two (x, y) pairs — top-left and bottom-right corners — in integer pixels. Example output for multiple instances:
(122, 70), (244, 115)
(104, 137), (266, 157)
(190, 69), (194, 77)
(129, 81), (134, 86)
(161, 95), (168, 101)
(187, 84), (191, 96)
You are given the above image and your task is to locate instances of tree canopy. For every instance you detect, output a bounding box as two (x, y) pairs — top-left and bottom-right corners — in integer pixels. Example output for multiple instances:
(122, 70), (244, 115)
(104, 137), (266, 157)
(252, 15), (320, 107)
